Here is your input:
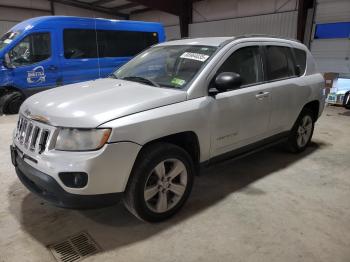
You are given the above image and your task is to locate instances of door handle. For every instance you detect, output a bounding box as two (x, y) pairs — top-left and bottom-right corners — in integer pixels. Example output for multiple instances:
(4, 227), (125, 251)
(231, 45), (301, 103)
(255, 91), (270, 99)
(47, 65), (58, 71)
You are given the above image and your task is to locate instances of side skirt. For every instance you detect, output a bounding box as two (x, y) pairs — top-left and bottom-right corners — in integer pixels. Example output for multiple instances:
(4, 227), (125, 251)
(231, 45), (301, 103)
(201, 131), (290, 168)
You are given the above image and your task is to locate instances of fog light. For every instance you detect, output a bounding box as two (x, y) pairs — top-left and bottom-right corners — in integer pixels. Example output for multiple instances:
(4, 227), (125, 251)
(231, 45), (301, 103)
(59, 172), (88, 188)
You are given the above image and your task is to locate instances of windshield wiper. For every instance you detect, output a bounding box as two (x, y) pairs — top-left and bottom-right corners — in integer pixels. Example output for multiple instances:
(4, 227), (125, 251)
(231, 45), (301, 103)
(121, 76), (160, 87)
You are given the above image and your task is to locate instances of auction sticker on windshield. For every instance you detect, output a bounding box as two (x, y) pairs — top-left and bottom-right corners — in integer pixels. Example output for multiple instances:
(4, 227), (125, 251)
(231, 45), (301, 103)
(180, 52), (209, 62)
(171, 77), (186, 87)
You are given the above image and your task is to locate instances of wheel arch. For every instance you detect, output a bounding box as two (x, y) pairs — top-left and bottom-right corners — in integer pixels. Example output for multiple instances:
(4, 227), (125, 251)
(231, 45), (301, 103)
(139, 131), (201, 167)
(302, 100), (320, 121)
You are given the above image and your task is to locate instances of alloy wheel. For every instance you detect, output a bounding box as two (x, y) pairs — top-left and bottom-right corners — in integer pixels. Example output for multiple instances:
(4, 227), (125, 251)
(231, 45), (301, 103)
(296, 115), (313, 147)
(144, 158), (188, 213)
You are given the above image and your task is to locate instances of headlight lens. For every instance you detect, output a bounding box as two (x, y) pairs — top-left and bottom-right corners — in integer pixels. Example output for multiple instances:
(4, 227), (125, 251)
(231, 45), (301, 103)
(55, 128), (111, 151)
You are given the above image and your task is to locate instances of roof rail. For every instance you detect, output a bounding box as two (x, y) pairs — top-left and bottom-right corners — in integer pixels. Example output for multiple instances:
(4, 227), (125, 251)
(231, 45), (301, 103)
(233, 34), (301, 43)
(168, 34), (301, 43)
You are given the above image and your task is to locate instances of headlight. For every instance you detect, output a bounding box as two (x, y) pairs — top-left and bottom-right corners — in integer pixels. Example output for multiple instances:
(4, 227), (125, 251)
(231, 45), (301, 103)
(55, 128), (111, 151)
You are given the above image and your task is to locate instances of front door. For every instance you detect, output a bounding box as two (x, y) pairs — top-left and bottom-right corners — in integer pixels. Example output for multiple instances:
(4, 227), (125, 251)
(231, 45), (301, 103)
(210, 44), (271, 157)
(9, 30), (61, 94)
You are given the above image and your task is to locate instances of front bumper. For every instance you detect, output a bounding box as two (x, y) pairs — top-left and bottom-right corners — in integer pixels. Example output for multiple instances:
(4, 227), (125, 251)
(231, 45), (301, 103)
(12, 138), (141, 195)
(12, 145), (122, 208)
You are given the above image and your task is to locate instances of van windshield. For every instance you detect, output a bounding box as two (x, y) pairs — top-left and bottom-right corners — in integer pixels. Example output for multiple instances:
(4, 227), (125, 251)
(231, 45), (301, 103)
(0, 31), (21, 51)
(112, 45), (217, 88)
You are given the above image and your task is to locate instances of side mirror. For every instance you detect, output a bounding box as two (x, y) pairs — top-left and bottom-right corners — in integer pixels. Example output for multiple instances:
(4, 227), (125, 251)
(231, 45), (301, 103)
(295, 65), (302, 76)
(214, 72), (242, 92)
(4, 53), (15, 69)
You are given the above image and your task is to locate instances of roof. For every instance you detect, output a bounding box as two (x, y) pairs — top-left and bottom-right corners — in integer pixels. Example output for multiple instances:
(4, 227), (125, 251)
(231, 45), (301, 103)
(10, 16), (163, 32)
(158, 35), (303, 47)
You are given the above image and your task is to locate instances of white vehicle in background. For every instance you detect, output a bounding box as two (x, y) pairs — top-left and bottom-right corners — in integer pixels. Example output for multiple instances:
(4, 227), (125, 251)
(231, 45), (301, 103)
(326, 77), (350, 107)
(11, 35), (325, 222)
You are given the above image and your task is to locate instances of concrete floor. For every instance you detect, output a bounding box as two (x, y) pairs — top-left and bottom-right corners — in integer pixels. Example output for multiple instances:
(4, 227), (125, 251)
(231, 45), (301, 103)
(0, 106), (349, 262)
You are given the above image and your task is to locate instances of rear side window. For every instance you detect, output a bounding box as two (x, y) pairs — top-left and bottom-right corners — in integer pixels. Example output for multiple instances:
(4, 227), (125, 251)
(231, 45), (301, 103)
(64, 30), (98, 59)
(217, 46), (263, 86)
(293, 48), (307, 75)
(265, 46), (295, 80)
(97, 30), (158, 57)
(63, 29), (159, 59)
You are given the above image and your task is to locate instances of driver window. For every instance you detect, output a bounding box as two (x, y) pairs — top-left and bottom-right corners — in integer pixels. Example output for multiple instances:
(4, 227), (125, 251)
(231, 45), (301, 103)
(217, 46), (263, 86)
(9, 33), (51, 67)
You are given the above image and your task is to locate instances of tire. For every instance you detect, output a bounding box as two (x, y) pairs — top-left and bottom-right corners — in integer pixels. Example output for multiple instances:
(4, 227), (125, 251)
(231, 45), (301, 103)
(343, 91), (350, 110)
(286, 108), (315, 153)
(0, 91), (24, 114)
(123, 142), (195, 222)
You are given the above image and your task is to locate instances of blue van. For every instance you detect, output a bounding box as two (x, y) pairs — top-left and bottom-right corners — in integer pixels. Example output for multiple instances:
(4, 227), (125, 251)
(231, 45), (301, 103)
(0, 16), (165, 114)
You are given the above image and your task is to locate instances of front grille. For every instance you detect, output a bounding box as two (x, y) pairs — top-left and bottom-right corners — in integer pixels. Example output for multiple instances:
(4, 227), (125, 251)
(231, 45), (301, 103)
(15, 115), (51, 154)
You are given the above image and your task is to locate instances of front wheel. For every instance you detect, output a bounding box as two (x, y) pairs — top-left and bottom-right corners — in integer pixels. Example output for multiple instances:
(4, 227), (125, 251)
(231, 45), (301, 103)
(0, 91), (24, 114)
(287, 109), (315, 153)
(123, 143), (195, 222)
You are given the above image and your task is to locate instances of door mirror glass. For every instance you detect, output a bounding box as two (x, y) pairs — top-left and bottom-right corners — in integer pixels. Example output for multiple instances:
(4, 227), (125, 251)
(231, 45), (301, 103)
(4, 53), (15, 69)
(214, 72), (242, 92)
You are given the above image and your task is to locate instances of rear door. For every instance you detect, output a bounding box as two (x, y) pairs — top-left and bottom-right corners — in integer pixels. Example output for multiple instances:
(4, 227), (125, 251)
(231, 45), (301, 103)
(261, 43), (299, 134)
(9, 30), (61, 93)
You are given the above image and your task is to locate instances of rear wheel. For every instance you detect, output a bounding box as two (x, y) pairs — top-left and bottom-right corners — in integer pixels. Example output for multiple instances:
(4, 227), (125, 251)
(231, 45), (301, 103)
(123, 143), (195, 222)
(287, 109), (315, 153)
(0, 91), (24, 114)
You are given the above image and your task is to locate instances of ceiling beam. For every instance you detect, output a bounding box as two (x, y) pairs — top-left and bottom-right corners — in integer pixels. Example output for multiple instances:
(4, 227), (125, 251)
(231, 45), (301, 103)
(127, 0), (180, 15)
(90, 0), (115, 6)
(113, 3), (141, 11)
(130, 7), (152, 15)
(50, 0), (129, 18)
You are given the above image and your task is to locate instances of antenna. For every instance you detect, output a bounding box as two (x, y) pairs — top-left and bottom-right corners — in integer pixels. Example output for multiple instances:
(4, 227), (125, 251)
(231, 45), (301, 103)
(94, 15), (101, 78)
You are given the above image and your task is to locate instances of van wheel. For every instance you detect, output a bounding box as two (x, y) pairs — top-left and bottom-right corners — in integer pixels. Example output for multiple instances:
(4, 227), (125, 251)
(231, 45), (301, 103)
(0, 91), (24, 114)
(123, 142), (194, 222)
(343, 91), (350, 110)
(287, 109), (315, 153)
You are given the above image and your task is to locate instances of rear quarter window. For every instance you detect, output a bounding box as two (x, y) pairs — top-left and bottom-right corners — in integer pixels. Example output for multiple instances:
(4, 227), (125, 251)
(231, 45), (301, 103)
(293, 48), (307, 75)
(265, 46), (295, 81)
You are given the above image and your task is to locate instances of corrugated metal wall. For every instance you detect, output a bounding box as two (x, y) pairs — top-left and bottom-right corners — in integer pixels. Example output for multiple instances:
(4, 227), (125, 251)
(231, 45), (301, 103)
(0, 21), (17, 36)
(131, 0), (298, 40)
(310, 0), (350, 73)
(164, 11), (298, 40)
(189, 11), (297, 38)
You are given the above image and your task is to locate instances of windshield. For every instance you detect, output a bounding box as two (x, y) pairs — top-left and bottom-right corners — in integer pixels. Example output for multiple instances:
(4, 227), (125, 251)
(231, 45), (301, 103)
(112, 45), (217, 88)
(0, 31), (21, 51)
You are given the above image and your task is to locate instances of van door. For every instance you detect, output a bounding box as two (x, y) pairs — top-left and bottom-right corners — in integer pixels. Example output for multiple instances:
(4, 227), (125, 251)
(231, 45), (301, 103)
(210, 44), (271, 158)
(8, 30), (61, 95)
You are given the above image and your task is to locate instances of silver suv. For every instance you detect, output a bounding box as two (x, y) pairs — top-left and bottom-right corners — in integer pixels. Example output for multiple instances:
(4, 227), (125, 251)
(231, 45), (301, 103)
(11, 36), (325, 222)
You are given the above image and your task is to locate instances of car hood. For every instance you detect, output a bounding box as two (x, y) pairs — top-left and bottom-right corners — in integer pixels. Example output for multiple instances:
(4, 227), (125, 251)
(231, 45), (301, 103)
(20, 78), (187, 128)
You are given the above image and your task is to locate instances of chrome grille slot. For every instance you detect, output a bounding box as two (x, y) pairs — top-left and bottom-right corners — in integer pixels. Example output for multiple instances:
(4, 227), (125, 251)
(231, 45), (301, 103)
(19, 119), (28, 144)
(24, 123), (33, 148)
(15, 115), (53, 154)
(30, 126), (40, 151)
(38, 130), (50, 154)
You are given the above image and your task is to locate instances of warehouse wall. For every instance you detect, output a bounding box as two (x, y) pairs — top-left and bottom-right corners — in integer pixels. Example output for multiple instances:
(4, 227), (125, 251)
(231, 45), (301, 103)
(0, 0), (115, 36)
(310, 0), (350, 74)
(131, 0), (298, 39)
